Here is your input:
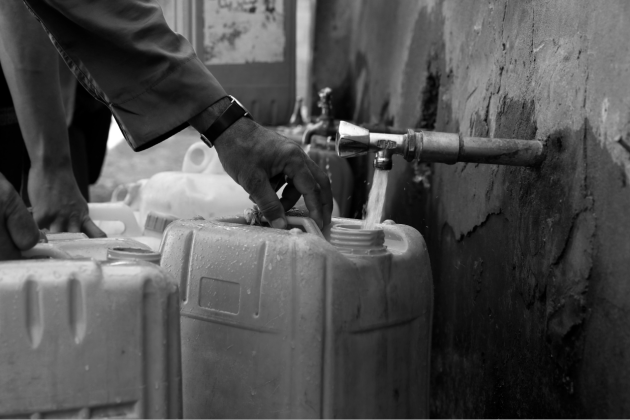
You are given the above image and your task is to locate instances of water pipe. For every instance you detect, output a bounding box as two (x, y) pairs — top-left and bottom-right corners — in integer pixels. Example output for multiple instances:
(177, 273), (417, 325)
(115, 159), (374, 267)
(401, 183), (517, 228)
(335, 121), (546, 170)
(302, 87), (337, 145)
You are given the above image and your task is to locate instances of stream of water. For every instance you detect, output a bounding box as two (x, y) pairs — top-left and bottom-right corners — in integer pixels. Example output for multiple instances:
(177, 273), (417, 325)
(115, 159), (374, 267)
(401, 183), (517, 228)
(362, 169), (390, 229)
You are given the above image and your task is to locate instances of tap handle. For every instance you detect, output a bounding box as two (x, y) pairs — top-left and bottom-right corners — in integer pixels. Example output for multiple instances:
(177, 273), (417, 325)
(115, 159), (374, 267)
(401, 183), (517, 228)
(317, 87), (333, 118)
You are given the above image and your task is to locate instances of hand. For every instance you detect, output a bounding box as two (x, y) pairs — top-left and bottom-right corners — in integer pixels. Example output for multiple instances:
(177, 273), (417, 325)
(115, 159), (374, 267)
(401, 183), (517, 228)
(0, 173), (40, 261)
(214, 118), (333, 229)
(28, 166), (105, 237)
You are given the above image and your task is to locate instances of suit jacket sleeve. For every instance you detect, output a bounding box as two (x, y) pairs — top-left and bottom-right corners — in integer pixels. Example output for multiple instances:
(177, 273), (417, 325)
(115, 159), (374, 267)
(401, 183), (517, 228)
(21, 0), (226, 151)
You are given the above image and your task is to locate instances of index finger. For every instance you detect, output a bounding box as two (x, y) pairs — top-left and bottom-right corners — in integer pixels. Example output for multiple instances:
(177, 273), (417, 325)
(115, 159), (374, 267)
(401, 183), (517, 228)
(82, 217), (107, 238)
(288, 165), (325, 229)
(305, 159), (333, 226)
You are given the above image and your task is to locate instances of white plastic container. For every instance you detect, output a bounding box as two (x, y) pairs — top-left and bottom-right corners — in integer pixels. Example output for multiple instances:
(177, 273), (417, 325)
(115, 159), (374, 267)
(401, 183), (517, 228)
(160, 216), (433, 418)
(112, 142), (340, 229)
(0, 252), (181, 418)
(181, 141), (224, 174)
(88, 202), (167, 252)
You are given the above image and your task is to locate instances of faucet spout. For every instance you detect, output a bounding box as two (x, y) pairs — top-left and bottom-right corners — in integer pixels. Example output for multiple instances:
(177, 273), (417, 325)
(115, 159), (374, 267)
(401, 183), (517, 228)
(302, 88), (337, 145)
(336, 121), (546, 169)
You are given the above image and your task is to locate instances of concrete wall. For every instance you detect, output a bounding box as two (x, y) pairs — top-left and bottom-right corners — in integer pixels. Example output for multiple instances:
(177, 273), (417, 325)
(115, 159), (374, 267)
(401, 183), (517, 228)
(312, 1), (630, 417)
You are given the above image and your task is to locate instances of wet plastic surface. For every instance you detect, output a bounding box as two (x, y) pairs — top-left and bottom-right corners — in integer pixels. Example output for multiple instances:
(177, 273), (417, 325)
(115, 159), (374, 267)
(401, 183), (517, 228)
(160, 216), (433, 418)
(25, 235), (154, 262)
(0, 258), (181, 418)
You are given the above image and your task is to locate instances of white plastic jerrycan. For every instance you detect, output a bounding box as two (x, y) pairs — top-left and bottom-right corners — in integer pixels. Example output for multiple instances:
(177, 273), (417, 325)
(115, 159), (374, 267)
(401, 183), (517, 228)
(23, 222), (161, 264)
(160, 216), (433, 418)
(1, 248), (181, 418)
(181, 141), (225, 174)
(137, 142), (252, 223)
(88, 202), (177, 252)
(150, 141), (340, 220)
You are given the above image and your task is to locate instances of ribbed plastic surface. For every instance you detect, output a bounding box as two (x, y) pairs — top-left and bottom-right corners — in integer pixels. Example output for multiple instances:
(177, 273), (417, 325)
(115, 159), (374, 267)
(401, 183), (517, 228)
(0, 258), (181, 418)
(160, 216), (433, 418)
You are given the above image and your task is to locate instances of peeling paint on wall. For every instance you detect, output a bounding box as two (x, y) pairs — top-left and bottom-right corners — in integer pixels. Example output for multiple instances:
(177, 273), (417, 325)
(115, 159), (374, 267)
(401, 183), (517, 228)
(313, 0), (630, 417)
(203, 0), (285, 64)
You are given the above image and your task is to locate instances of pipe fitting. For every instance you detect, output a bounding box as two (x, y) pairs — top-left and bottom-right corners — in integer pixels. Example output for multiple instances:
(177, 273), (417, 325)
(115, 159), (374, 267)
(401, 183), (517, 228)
(374, 149), (393, 170)
(335, 121), (546, 169)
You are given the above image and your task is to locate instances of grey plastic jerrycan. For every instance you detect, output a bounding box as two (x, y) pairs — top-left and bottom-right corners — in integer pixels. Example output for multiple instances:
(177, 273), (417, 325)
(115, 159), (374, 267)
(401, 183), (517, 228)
(160, 216), (433, 418)
(3, 244), (181, 418)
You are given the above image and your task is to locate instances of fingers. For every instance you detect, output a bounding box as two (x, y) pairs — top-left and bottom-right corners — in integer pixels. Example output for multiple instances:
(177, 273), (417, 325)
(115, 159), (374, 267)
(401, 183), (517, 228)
(0, 220), (21, 261)
(288, 163), (326, 229)
(270, 173), (286, 192)
(81, 217), (107, 238)
(245, 172), (287, 229)
(0, 178), (39, 256)
(305, 159), (333, 226)
(279, 180), (302, 211)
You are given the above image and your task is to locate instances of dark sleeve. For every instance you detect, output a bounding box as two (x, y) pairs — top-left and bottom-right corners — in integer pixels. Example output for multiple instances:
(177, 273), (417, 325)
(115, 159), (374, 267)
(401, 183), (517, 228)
(21, 0), (226, 150)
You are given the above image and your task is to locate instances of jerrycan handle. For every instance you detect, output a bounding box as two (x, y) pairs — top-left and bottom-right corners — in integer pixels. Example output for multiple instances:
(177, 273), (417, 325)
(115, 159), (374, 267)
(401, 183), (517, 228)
(88, 202), (143, 237)
(286, 216), (325, 239)
(21, 243), (72, 259)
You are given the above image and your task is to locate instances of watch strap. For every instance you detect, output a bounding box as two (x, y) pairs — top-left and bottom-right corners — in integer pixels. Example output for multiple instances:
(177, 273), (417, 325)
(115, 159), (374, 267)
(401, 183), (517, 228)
(200, 96), (251, 148)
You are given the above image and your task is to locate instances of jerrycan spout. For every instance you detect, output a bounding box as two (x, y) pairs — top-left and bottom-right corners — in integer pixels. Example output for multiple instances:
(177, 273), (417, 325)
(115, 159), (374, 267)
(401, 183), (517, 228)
(330, 224), (388, 255)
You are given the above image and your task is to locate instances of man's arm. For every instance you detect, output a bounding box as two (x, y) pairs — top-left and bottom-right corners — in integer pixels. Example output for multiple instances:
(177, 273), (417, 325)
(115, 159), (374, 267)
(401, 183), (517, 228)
(22, 0), (332, 228)
(21, 0), (226, 150)
(0, 0), (104, 236)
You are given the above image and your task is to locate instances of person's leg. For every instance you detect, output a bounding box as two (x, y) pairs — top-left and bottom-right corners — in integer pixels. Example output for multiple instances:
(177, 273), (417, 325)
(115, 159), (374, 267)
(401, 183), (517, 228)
(0, 122), (27, 193)
(70, 84), (111, 190)
(67, 125), (90, 200)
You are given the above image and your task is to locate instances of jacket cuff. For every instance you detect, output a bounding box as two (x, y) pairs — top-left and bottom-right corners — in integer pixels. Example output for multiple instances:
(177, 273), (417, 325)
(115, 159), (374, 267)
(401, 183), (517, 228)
(111, 57), (227, 151)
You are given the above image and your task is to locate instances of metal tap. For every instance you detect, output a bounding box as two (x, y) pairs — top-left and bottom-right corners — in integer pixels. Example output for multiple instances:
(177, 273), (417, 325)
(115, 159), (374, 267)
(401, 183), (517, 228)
(302, 88), (337, 145)
(335, 121), (546, 170)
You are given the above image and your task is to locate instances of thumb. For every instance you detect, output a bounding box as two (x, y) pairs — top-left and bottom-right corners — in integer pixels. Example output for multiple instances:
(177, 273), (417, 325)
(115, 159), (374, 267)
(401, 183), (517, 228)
(246, 174), (287, 229)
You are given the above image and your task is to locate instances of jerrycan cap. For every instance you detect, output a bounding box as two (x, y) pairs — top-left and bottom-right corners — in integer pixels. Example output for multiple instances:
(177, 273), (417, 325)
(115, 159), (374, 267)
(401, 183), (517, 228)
(330, 224), (388, 255)
(107, 247), (161, 264)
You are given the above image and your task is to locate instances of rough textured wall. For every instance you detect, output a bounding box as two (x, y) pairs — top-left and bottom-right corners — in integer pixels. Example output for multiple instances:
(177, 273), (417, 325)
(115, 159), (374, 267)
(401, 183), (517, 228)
(312, 0), (630, 417)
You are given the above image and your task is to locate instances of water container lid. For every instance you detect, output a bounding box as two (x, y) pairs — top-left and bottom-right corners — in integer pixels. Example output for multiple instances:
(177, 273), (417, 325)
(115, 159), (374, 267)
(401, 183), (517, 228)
(107, 247), (161, 264)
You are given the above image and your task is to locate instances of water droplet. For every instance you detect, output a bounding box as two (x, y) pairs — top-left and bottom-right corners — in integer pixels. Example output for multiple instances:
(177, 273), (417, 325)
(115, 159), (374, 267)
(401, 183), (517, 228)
(85, 365), (90, 371)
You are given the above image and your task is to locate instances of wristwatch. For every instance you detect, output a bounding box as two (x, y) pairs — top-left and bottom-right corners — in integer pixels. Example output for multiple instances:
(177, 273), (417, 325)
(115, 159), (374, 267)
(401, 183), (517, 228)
(200, 95), (253, 148)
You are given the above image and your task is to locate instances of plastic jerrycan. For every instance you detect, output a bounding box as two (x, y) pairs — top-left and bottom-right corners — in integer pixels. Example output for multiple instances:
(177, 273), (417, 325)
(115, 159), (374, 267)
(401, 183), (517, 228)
(88, 202), (168, 252)
(160, 216), (433, 418)
(135, 142), (253, 224)
(138, 142), (340, 223)
(0, 246), (181, 418)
